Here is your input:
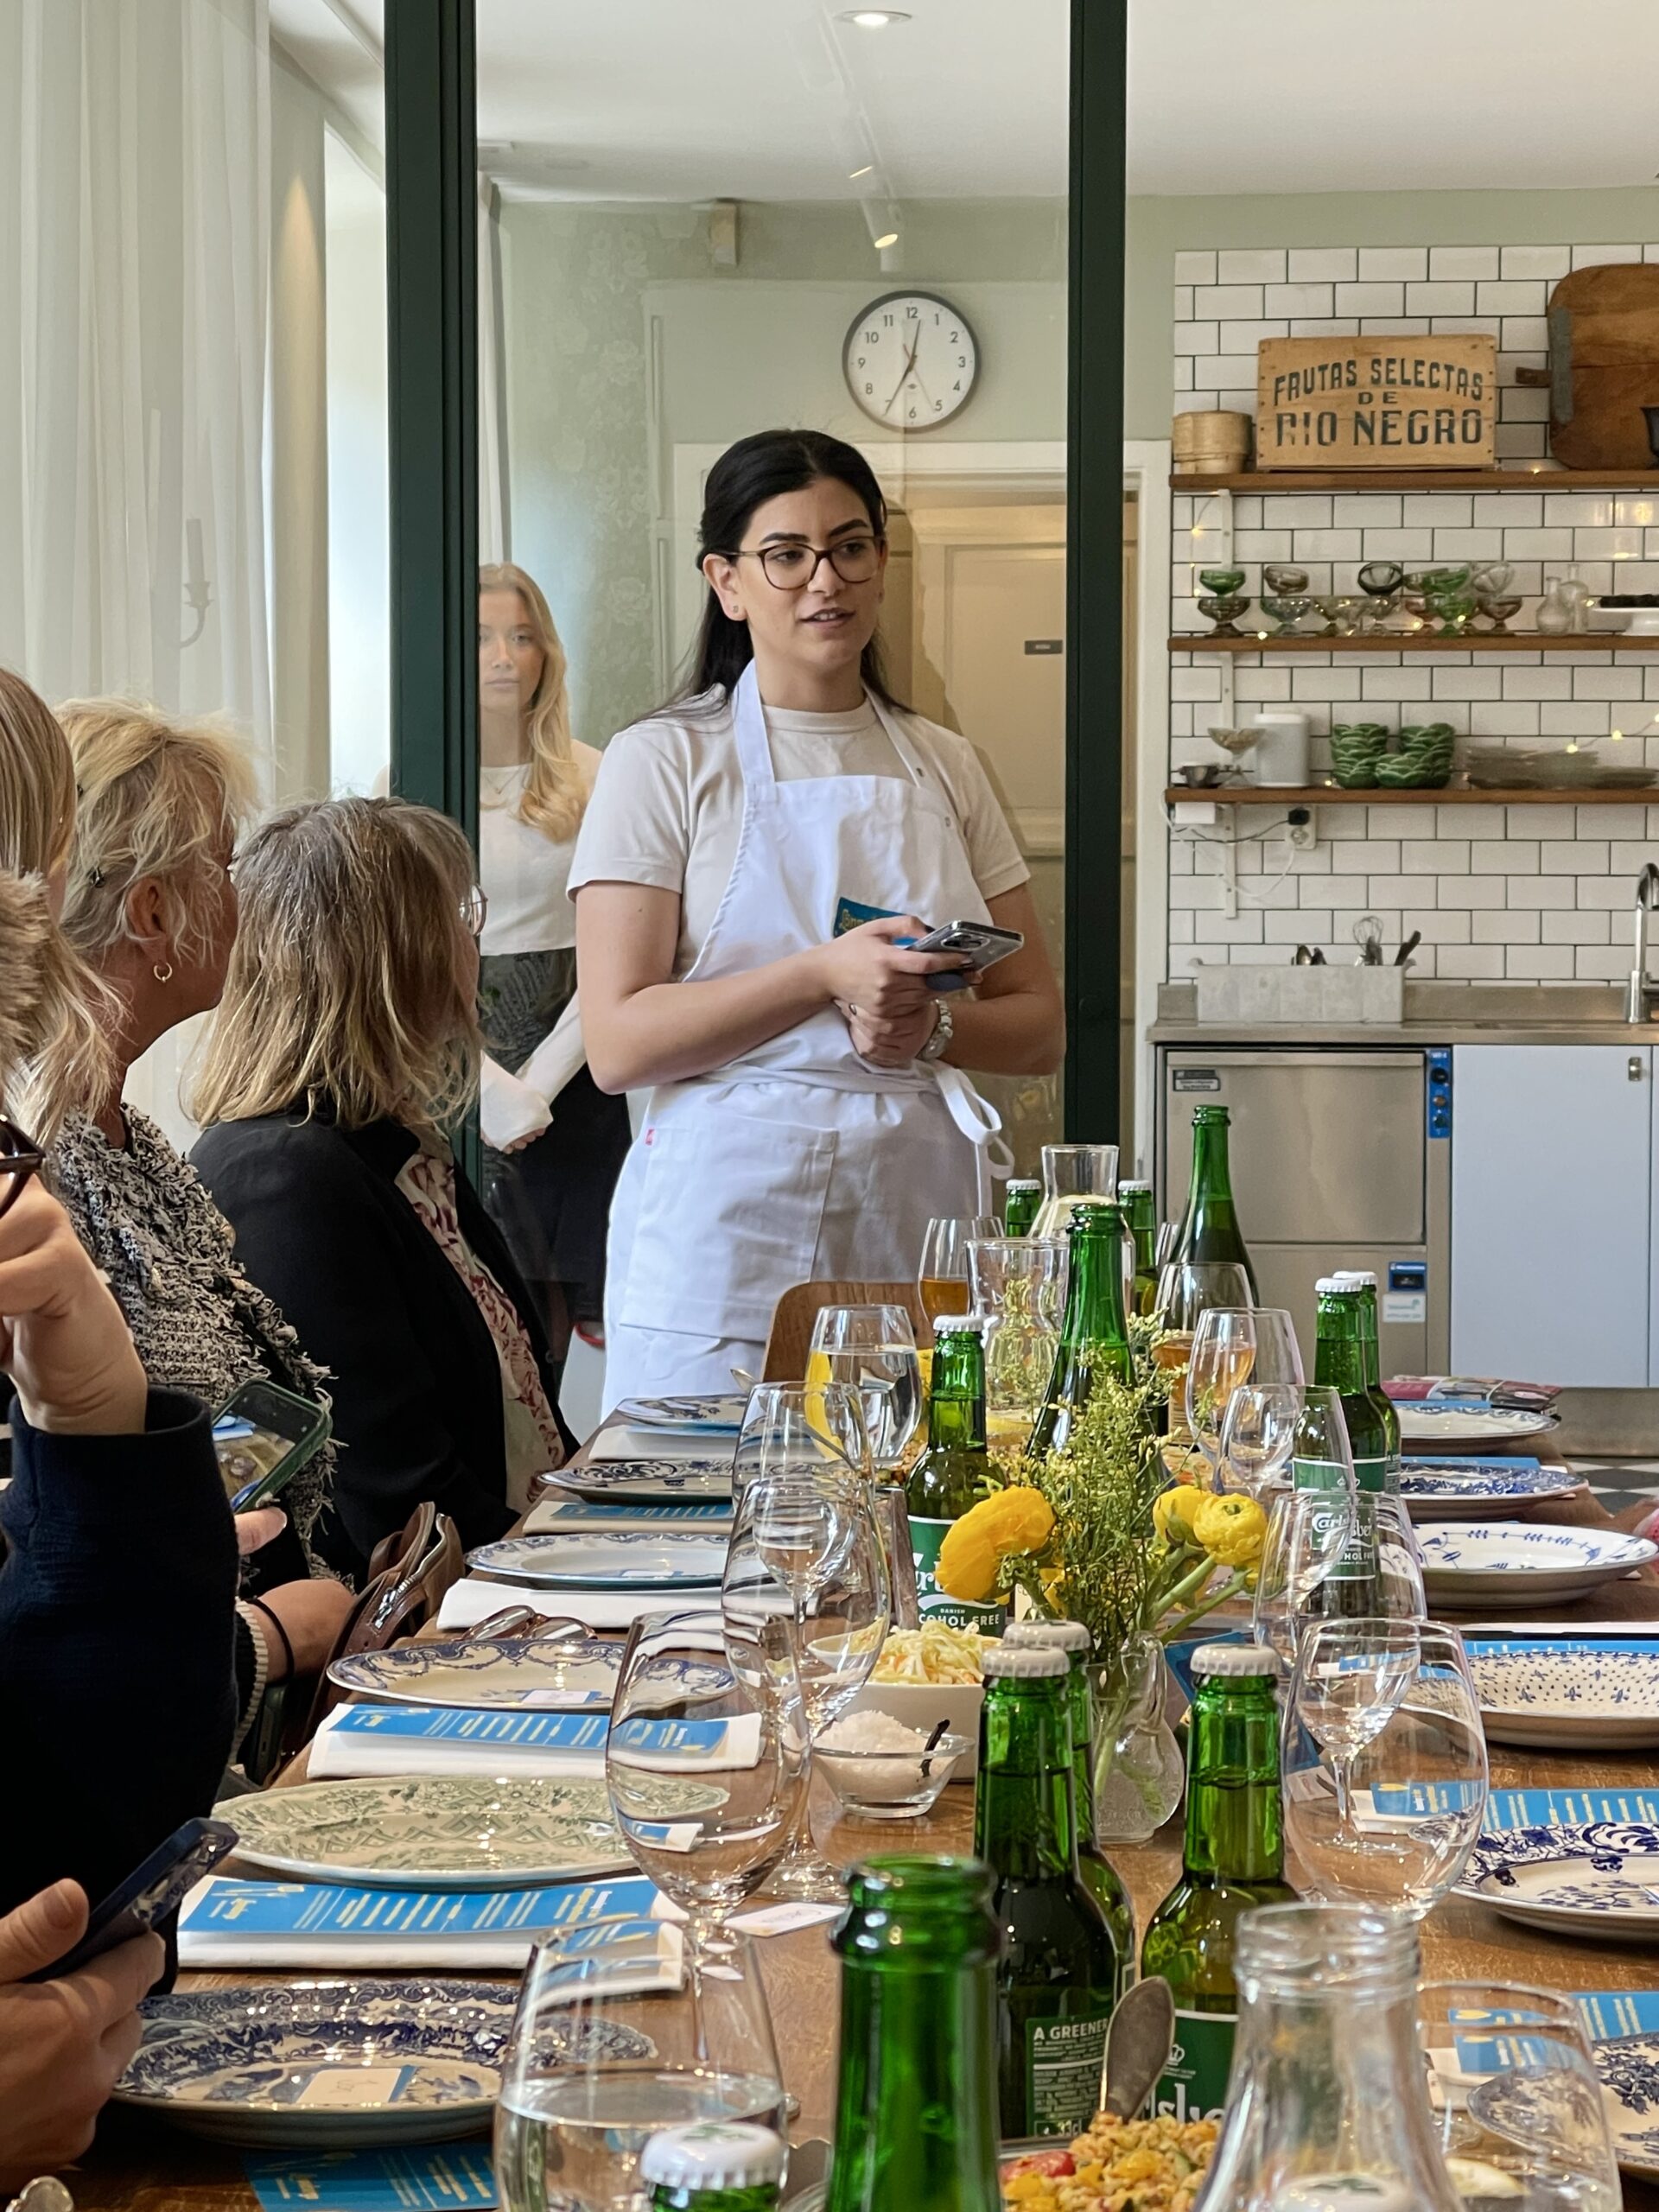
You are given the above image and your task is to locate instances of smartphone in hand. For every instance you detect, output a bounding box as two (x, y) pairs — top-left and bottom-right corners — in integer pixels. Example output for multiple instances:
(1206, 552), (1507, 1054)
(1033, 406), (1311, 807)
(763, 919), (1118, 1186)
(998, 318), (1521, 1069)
(213, 1376), (331, 1513)
(900, 919), (1026, 993)
(27, 1817), (238, 1981)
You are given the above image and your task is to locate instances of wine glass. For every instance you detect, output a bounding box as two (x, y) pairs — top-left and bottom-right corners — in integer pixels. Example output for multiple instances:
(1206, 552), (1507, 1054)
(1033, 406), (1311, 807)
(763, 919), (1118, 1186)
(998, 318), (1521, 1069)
(606, 1608), (809, 1936)
(1218, 1381), (1304, 1497)
(1252, 1387), (1357, 1668)
(732, 1381), (872, 1498)
(917, 1215), (998, 1330)
(495, 1916), (787, 2212)
(1031, 1142), (1118, 1242)
(721, 1466), (891, 1902)
(1245, 1307), (1305, 1387)
(1153, 1261), (1254, 1461)
(1418, 1980), (1620, 2212)
(965, 1236), (1068, 1452)
(1284, 1618), (1488, 1919)
(1185, 1307), (1257, 1478)
(805, 1306), (923, 1478)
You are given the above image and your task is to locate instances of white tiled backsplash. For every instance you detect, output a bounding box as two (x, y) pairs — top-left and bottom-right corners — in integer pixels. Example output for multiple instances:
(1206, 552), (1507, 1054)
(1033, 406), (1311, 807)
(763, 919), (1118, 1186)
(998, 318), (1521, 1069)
(1168, 242), (1659, 983)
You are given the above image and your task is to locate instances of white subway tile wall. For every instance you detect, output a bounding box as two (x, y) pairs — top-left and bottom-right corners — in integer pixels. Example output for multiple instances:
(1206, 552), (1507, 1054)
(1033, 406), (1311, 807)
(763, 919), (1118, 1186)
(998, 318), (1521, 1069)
(1168, 242), (1659, 984)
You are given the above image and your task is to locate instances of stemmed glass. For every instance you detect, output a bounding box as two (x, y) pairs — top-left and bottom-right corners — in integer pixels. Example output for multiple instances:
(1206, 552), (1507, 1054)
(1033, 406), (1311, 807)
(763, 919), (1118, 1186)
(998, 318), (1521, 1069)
(1185, 1308), (1259, 1478)
(495, 1915), (787, 2212)
(721, 1462), (890, 1901)
(1418, 1981), (1620, 2212)
(606, 1607), (810, 1938)
(805, 1306), (923, 1478)
(965, 1236), (1068, 1452)
(918, 1215), (998, 1331)
(1284, 1618), (1488, 1919)
(1153, 1261), (1254, 1461)
(1218, 1381), (1304, 1497)
(1253, 1386), (1357, 1669)
(732, 1380), (871, 1497)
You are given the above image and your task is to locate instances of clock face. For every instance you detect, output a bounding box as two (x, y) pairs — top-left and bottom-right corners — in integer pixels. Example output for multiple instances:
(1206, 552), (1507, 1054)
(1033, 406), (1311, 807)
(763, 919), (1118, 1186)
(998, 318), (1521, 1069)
(843, 292), (979, 431)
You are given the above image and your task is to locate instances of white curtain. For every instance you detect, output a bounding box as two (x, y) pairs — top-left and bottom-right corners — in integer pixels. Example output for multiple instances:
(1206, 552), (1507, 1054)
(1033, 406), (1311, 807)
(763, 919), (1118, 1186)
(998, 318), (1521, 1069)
(0, 0), (275, 1145)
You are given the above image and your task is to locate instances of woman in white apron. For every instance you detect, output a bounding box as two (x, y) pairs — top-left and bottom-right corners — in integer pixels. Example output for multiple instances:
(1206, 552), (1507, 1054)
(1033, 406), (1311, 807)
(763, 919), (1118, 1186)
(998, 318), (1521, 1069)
(572, 429), (1065, 1408)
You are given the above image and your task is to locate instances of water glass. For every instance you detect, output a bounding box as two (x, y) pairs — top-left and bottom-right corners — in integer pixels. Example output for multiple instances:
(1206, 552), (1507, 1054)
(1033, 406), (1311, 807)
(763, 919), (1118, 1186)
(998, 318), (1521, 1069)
(732, 1381), (872, 1498)
(918, 1215), (999, 1331)
(1418, 1980), (1620, 2212)
(965, 1235), (1067, 1450)
(1218, 1381), (1304, 1497)
(1284, 1618), (1488, 1918)
(805, 1305), (923, 1477)
(606, 1608), (809, 1933)
(495, 1918), (786, 2212)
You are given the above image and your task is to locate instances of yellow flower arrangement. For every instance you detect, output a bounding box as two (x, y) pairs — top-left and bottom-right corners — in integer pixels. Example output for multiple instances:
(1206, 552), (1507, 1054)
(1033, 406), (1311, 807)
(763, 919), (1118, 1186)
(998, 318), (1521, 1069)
(1191, 1492), (1267, 1571)
(1151, 1484), (1207, 1548)
(937, 1486), (1055, 1605)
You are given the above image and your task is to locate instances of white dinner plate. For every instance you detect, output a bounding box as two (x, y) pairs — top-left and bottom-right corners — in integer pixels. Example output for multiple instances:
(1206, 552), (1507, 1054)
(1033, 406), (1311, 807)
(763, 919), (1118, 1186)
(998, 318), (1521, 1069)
(1395, 1404), (1558, 1451)
(1418, 1522), (1658, 1609)
(615, 1394), (748, 1433)
(1460, 1821), (1659, 1943)
(543, 1461), (734, 1506)
(1469, 1643), (1659, 1749)
(1594, 2032), (1659, 2183)
(327, 1635), (624, 1711)
(467, 1529), (729, 1589)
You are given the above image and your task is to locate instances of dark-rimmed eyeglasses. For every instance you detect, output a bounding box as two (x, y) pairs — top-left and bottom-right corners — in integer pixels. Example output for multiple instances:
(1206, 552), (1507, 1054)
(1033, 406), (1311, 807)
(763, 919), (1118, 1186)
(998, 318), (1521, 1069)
(731, 535), (882, 591)
(0, 1117), (46, 1224)
(460, 886), (489, 939)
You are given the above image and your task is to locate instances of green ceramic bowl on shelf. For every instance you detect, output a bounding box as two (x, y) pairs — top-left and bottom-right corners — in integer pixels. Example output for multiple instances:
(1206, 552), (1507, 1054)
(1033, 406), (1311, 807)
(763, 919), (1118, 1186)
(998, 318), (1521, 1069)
(1328, 721), (1389, 789)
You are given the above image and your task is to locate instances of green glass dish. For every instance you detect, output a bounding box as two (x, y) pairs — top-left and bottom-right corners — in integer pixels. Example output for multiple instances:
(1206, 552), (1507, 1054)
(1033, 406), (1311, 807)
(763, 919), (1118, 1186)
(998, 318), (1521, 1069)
(1197, 567), (1246, 595)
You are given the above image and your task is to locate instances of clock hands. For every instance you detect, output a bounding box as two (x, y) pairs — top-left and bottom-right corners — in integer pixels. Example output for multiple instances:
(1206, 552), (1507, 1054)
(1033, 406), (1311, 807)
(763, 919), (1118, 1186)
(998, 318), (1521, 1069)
(886, 325), (923, 414)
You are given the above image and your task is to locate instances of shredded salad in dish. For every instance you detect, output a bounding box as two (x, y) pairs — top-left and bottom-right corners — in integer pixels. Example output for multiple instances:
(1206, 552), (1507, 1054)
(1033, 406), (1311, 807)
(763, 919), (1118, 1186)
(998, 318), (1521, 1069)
(868, 1622), (1001, 1685)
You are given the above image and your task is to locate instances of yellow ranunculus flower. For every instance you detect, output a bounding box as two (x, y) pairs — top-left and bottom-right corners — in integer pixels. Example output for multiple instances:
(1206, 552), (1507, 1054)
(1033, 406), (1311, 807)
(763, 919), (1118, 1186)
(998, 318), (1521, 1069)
(1153, 1484), (1208, 1548)
(1192, 1491), (1268, 1569)
(936, 1485), (1056, 1603)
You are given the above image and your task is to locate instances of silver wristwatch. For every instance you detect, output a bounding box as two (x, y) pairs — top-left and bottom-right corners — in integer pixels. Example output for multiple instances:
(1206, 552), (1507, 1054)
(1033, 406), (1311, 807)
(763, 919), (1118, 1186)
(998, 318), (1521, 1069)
(918, 995), (954, 1061)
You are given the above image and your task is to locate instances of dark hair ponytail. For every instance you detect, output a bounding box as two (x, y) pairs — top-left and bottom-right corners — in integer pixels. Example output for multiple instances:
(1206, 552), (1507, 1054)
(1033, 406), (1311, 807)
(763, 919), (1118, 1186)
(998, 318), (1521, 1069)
(672, 429), (904, 710)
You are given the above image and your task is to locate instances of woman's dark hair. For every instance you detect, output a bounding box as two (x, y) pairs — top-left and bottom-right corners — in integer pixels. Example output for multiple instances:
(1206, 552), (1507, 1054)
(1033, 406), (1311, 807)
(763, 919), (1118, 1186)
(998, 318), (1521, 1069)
(673, 429), (904, 709)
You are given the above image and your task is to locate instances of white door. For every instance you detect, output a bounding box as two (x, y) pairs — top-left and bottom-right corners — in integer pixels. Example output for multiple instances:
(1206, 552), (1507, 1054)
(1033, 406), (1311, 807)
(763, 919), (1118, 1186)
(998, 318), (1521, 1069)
(1451, 1046), (1651, 1387)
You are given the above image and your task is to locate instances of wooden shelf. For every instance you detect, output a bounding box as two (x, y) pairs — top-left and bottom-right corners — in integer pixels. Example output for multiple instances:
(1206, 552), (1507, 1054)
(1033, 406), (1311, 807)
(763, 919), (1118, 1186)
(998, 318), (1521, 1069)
(1172, 468), (1659, 494)
(1165, 784), (1658, 807)
(1171, 632), (1659, 653)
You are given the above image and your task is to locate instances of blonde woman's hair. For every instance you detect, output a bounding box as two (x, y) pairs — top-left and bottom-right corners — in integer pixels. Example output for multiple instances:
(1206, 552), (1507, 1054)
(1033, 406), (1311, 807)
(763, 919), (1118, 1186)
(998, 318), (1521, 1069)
(55, 699), (258, 972)
(193, 795), (483, 1139)
(0, 669), (115, 1137)
(479, 563), (588, 842)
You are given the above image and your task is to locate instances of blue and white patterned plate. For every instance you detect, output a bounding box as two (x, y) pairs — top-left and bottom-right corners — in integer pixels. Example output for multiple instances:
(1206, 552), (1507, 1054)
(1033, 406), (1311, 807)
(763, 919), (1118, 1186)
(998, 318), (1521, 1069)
(616, 1394), (748, 1433)
(1418, 1522), (1658, 1608)
(545, 1460), (734, 1506)
(329, 1635), (623, 1711)
(1471, 1643), (1659, 1750)
(116, 1979), (533, 2145)
(1594, 2031), (1659, 2182)
(1400, 1462), (1586, 1522)
(1459, 1821), (1659, 1942)
(467, 1529), (728, 1590)
(1395, 1404), (1559, 1450)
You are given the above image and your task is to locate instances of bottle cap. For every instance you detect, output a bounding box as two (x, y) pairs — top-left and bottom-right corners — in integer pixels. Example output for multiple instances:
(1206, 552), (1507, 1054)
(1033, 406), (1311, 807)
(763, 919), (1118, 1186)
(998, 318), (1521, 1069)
(1118, 1178), (1152, 1194)
(1314, 1275), (1364, 1296)
(931, 1312), (985, 1338)
(1007, 1177), (1040, 1191)
(1191, 1641), (1281, 1680)
(1005, 1619), (1090, 1656)
(639, 2124), (787, 2194)
(982, 1643), (1068, 1680)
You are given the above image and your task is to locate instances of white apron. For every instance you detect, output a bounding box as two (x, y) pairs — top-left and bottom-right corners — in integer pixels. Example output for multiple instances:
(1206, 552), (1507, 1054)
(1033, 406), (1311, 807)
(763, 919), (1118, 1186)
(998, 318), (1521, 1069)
(601, 663), (1010, 1408)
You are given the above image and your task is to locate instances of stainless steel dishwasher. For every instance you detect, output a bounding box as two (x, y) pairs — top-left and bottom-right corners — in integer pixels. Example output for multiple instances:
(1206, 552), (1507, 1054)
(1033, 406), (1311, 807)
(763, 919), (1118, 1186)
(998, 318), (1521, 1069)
(1156, 1047), (1451, 1377)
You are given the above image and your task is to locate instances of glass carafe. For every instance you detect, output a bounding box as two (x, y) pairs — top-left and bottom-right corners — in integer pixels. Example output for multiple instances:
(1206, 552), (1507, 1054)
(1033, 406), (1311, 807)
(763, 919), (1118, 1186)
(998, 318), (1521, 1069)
(1031, 1142), (1118, 1243)
(1193, 1904), (1464, 2212)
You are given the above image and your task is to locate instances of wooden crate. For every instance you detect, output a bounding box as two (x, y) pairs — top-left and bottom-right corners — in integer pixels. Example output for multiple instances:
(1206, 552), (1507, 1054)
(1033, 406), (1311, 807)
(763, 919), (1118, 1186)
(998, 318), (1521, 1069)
(1255, 334), (1497, 471)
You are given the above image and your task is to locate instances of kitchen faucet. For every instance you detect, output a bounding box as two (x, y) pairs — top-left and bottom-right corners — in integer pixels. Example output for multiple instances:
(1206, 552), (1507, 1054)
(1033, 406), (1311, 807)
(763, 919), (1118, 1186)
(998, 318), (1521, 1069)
(1628, 863), (1659, 1023)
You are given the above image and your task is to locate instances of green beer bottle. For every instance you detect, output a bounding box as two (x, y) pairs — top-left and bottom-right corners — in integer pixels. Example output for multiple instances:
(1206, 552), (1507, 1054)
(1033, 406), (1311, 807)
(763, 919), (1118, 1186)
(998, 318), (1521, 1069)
(1005, 1178), (1041, 1238)
(976, 1643), (1122, 2139)
(1141, 1644), (1294, 2126)
(824, 1857), (1003, 2212)
(1003, 1618), (1136, 2001)
(1295, 1280), (1397, 1498)
(642, 2125), (786, 2212)
(906, 1314), (1002, 1634)
(1169, 1105), (1259, 1300)
(1027, 1205), (1133, 1461)
(1332, 1269), (1402, 1476)
(1119, 1179), (1159, 1317)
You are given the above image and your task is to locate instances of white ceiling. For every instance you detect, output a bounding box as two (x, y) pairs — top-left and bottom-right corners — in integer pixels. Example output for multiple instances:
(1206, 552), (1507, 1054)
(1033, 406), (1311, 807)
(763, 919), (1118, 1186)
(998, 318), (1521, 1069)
(270, 0), (1659, 203)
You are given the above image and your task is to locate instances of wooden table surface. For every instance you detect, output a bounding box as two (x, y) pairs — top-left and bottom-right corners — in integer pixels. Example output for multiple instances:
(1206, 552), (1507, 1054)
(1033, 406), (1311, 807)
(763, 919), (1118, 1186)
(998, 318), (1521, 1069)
(69, 1478), (1659, 2209)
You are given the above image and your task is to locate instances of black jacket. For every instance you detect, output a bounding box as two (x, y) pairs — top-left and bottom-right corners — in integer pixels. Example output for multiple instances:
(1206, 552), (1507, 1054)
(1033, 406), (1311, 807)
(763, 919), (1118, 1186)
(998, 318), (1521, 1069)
(191, 1109), (574, 1580)
(0, 1389), (237, 1916)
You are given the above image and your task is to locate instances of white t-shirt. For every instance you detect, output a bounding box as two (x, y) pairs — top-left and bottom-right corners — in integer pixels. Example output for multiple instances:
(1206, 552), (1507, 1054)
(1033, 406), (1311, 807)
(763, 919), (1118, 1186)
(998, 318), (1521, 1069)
(569, 692), (1028, 979)
(478, 742), (601, 957)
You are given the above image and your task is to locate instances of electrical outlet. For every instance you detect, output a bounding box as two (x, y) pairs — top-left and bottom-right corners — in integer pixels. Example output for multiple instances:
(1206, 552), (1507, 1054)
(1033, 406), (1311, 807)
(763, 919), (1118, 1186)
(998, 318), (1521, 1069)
(1285, 812), (1316, 852)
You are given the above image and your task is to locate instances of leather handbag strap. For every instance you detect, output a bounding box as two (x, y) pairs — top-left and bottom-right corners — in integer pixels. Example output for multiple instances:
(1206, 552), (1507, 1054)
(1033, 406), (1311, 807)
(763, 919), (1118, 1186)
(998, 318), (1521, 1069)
(299, 1504), (464, 1739)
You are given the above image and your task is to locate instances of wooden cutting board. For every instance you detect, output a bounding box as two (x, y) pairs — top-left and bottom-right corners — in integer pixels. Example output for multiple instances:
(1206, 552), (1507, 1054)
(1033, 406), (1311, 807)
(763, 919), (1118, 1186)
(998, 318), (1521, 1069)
(1520, 262), (1659, 467)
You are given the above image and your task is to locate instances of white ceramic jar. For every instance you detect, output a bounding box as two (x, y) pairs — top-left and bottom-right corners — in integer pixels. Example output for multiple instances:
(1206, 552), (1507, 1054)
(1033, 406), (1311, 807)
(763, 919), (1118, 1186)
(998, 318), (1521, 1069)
(1250, 709), (1312, 786)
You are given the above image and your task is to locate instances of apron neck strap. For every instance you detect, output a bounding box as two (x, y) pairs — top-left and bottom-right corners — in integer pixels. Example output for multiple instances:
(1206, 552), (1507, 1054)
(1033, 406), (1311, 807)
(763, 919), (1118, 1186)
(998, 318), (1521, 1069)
(731, 659), (931, 792)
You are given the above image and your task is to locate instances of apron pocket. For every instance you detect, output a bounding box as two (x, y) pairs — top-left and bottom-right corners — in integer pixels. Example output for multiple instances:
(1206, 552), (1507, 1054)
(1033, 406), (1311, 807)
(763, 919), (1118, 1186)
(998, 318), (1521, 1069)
(617, 1112), (837, 1340)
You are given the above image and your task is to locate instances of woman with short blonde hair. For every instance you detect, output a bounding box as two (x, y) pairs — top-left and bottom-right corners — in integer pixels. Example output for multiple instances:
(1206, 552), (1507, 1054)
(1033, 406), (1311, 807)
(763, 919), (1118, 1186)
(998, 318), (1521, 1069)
(193, 795), (573, 1579)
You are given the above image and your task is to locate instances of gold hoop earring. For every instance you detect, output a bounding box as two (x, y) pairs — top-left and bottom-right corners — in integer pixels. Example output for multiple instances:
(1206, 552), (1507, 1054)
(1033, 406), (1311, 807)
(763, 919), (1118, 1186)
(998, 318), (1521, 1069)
(152, 963), (174, 984)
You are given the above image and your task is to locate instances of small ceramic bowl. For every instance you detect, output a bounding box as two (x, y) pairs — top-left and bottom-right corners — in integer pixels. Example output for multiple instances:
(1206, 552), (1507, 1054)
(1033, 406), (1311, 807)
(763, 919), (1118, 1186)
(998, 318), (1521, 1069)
(1197, 566), (1246, 595)
(815, 1732), (971, 1819)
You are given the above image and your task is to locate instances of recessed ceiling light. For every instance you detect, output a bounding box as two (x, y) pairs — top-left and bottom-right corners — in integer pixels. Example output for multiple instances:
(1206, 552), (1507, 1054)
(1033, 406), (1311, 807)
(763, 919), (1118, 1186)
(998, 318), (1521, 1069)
(874, 231), (899, 249)
(839, 10), (912, 25)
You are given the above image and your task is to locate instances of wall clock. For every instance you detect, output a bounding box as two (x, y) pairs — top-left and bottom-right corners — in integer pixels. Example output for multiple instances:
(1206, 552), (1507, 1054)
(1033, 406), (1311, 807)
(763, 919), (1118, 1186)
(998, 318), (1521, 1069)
(842, 290), (979, 431)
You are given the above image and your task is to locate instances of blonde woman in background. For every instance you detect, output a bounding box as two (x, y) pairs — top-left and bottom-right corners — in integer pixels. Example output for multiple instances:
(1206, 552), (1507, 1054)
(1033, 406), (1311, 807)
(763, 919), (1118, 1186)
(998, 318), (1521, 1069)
(475, 563), (629, 1353)
(191, 797), (575, 1580)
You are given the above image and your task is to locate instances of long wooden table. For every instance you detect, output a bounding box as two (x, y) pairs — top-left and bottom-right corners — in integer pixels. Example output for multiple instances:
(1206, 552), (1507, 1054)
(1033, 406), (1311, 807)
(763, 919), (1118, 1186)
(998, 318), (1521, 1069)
(71, 1484), (1659, 2210)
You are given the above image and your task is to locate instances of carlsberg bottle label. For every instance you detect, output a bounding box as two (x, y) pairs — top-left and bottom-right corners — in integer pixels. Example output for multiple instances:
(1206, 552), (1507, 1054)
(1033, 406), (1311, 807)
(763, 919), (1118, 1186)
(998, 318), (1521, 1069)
(1154, 2010), (1236, 2126)
(910, 1520), (1005, 1635)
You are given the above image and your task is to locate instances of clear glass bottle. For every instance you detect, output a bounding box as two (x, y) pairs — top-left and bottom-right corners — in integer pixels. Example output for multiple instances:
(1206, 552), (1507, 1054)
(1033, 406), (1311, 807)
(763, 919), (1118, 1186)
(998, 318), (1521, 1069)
(643, 2124), (786, 2212)
(1192, 1904), (1464, 2212)
(824, 1857), (1003, 2212)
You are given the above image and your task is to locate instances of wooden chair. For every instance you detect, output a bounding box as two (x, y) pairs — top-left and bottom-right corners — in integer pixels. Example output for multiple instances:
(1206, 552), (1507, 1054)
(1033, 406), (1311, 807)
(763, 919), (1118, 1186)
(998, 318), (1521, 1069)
(761, 1280), (930, 1381)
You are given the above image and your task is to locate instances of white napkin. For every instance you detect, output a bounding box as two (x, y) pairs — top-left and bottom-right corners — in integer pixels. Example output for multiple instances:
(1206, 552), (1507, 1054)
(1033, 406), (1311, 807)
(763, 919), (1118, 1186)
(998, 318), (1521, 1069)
(589, 1427), (735, 1465)
(1456, 1618), (1659, 1637)
(436, 1574), (708, 1637)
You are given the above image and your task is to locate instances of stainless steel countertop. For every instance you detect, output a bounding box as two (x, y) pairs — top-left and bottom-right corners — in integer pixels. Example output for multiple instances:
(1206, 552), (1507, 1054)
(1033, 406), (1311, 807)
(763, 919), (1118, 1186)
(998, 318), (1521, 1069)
(1151, 979), (1659, 1048)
